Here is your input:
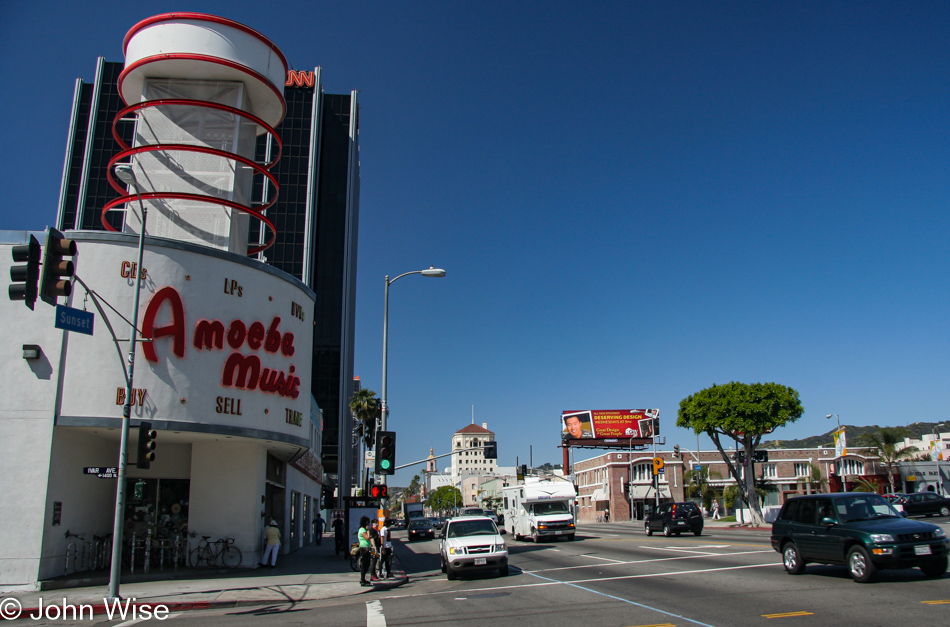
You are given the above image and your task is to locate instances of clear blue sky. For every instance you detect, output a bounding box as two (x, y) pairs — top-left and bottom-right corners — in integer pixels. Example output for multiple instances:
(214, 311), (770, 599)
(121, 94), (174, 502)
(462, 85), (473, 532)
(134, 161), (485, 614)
(3, 2), (949, 486)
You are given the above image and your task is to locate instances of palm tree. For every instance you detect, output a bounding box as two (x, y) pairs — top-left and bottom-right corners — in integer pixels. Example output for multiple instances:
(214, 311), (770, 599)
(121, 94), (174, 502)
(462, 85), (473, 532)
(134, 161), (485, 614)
(850, 477), (882, 493)
(407, 474), (421, 498)
(802, 462), (826, 495)
(684, 465), (722, 509)
(349, 388), (380, 449)
(860, 427), (918, 494)
(349, 388), (380, 489)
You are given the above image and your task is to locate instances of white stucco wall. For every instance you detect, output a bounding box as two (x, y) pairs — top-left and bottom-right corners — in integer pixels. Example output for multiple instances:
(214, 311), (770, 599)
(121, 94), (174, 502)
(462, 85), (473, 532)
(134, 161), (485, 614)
(0, 234), (63, 587)
(189, 440), (266, 567)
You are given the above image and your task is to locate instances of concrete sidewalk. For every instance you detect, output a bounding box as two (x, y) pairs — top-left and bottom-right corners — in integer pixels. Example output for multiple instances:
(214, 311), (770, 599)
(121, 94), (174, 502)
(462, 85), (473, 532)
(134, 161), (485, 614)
(0, 539), (407, 617)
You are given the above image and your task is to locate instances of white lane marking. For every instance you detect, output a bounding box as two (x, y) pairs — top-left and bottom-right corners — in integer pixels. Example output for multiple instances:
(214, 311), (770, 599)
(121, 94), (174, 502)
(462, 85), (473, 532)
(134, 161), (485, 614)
(528, 571), (719, 627)
(523, 549), (774, 573)
(642, 547), (721, 555)
(580, 554), (627, 563)
(366, 599), (387, 627)
(381, 561), (781, 601)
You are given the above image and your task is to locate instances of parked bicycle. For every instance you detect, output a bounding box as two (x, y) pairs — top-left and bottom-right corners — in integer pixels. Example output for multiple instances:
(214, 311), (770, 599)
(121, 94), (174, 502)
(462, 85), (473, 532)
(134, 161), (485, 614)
(190, 535), (242, 568)
(92, 533), (113, 570)
(64, 530), (94, 575)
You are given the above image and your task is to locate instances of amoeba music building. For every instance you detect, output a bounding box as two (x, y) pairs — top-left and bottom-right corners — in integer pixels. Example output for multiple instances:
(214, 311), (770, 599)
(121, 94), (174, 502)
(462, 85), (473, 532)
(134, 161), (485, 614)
(0, 14), (332, 588)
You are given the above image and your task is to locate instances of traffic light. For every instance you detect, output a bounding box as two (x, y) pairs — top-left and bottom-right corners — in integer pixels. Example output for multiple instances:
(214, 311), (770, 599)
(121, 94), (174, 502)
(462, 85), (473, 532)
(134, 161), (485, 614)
(40, 228), (76, 306)
(673, 445), (680, 459)
(753, 450), (769, 463)
(137, 421), (157, 469)
(484, 440), (497, 459)
(375, 430), (396, 475)
(8, 235), (41, 310)
(370, 484), (388, 499)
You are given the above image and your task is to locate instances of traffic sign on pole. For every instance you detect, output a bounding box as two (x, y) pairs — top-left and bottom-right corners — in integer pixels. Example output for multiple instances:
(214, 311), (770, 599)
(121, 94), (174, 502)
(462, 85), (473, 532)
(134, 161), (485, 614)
(652, 457), (664, 475)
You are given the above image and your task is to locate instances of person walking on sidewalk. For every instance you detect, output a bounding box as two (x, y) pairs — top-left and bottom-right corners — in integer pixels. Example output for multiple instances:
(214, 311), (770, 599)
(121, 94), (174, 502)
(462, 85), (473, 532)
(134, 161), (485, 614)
(358, 516), (374, 586)
(261, 519), (281, 568)
(367, 518), (381, 582)
(332, 512), (346, 557)
(712, 500), (721, 520)
(378, 519), (393, 578)
(604, 508), (610, 523)
(314, 512), (326, 545)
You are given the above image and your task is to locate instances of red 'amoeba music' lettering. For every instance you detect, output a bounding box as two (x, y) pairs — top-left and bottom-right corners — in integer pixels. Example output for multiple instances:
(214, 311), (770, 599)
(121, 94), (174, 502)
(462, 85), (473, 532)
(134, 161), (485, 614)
(193, 317), (293, 356)
(222, 353), (300, 399)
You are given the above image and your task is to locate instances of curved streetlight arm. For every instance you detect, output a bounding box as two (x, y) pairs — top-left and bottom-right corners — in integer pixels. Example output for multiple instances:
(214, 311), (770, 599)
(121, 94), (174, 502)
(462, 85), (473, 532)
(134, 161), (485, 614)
(379, 266), (446, 486)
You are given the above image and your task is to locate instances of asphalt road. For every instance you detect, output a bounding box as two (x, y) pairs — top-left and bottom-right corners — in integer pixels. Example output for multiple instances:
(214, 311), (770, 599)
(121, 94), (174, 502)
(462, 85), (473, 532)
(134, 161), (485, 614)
(27, 521), (950, 627)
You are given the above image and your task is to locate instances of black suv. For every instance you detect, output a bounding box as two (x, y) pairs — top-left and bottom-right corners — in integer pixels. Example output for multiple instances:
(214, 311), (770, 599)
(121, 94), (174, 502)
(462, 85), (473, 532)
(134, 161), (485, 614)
(771, 492), (949, 583)
(644, 502), (703, 537)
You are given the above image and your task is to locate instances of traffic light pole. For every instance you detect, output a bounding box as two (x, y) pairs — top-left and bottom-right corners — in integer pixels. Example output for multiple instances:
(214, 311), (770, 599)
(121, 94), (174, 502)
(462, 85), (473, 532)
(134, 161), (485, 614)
(107, 179), (147, 601)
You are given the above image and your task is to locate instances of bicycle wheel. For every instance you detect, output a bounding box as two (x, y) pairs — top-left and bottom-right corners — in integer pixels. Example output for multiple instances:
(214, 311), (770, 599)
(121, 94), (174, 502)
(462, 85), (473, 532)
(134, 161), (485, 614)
(221, 545), (242, 568)
(189, 547), (204, 568)
(349, 553), (359, 572)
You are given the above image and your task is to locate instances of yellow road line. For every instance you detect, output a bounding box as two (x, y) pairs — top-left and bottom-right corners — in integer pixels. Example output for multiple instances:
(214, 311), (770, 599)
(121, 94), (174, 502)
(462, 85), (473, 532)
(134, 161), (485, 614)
(922, 600), (950, 605)
(762, 611), (814, 618)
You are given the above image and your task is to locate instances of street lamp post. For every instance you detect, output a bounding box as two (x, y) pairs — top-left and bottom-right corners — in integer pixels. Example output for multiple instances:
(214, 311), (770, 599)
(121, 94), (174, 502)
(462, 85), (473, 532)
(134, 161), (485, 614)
(933, 423), (946, 496)
(108, 164), (148, 601)
(826, 414), (844, 491)
(379, 266), (445, 489)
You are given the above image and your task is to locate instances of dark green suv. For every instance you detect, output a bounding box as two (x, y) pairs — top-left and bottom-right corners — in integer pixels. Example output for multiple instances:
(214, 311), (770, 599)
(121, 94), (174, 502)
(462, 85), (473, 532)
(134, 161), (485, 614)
(771, 493), (948, 583)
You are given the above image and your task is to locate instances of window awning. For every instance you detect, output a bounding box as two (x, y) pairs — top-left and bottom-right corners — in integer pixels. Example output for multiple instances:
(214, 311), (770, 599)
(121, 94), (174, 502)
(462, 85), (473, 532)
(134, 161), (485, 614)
(590, 488), (608, 501)
(629, 484), (670, 499)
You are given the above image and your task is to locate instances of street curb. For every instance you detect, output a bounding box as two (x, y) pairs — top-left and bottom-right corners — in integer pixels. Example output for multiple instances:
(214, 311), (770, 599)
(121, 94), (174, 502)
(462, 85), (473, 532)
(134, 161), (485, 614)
(15, 574), (410, 617)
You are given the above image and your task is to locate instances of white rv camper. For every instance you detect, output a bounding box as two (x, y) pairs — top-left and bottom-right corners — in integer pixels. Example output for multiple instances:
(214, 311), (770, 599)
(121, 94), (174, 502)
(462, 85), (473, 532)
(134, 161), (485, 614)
(503, 479), (576, 542)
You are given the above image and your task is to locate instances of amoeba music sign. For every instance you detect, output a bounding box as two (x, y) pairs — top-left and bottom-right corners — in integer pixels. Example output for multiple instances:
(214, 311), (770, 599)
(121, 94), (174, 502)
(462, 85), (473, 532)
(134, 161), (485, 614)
(57, 236), (314, 443)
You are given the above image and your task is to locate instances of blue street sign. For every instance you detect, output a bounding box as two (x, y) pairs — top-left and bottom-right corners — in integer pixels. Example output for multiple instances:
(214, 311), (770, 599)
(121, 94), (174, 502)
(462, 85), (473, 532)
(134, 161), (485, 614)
(55, 305), (94, 336)
(694, 464), (702, 471)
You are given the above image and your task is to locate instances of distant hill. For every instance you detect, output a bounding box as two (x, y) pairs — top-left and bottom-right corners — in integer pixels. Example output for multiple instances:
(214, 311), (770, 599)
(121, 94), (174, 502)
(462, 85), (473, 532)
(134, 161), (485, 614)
(762, 422), (943, 449)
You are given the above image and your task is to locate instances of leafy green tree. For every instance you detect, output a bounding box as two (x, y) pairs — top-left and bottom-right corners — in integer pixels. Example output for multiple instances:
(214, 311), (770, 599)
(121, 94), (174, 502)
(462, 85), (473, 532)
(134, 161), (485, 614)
(426, 485), (462, 513)
(482, 495), (503, 512)
(678, 382), (804, 526)
(858, 427), (918, 493)
(406, 474), (421, 498)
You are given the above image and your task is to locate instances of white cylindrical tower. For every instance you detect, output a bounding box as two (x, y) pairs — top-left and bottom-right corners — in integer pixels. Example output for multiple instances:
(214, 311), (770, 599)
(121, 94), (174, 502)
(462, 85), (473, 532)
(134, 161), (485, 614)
(103, 13), (287, 255)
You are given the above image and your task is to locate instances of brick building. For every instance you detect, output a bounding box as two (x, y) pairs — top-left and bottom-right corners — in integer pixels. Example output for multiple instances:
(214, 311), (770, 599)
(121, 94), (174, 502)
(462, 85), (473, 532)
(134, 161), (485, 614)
(572, 446), (888, 523)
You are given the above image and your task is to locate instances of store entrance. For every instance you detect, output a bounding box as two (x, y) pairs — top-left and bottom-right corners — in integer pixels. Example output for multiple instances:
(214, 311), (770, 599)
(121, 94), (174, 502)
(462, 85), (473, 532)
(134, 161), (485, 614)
(123, 478), (190, 538)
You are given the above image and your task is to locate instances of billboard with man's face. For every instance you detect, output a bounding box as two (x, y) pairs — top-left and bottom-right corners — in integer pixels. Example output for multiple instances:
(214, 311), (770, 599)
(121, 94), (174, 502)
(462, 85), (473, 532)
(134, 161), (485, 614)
(561, 409), (659, 441)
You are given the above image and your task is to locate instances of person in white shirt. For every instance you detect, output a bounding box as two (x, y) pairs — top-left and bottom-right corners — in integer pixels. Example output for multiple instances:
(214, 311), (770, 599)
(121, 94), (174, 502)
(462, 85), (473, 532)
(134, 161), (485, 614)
(378, 519), (393, 578)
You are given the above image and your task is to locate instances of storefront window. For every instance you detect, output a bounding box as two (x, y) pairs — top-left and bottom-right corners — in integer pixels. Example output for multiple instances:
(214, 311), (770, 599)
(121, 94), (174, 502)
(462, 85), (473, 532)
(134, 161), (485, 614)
(123, 478), (189, 539)
(290, 491), (300, 541)
(303, 495), (310, 542)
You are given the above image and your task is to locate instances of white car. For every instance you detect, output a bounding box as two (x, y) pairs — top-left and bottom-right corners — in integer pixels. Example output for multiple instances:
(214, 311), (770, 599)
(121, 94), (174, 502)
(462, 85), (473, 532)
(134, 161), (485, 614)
(440, 516), (509, 580)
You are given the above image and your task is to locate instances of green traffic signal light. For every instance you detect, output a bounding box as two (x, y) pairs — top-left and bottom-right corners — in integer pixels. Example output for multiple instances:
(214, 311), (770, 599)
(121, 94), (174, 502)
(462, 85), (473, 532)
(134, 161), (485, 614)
(375, 431), (396, 475)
